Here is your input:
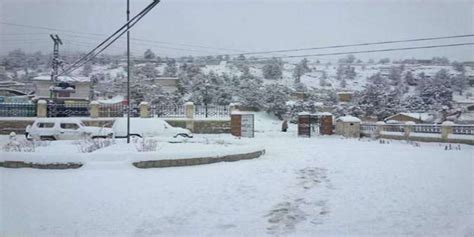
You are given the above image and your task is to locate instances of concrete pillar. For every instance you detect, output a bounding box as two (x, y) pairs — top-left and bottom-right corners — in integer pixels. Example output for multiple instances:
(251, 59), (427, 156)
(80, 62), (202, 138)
(184, 102), (194, 132)
(37, 100), (47, 117)
(375, 121), (385, 137)
(139, 102), (150, 118)
(184, 102), (194, 119)
(90, 101), (99, 118)
(441, 121), (454, 140)
(404, 121), (415, 139)
(228, 103), (240, 115)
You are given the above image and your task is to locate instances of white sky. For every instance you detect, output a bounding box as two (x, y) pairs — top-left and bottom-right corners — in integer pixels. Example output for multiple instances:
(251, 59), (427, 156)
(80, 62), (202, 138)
(0, 0), (473, 61)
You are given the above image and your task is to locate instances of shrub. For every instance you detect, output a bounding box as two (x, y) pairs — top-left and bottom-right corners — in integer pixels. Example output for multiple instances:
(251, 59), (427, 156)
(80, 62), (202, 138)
(133, 137), (160, 152)
(2, 138), (48, 152)
(76, 138), (115, 153)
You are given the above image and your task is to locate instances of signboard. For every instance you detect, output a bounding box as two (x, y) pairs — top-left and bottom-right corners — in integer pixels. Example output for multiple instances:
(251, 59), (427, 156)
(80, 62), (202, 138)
(230, 113), (254, 138)
(241, 114), (254, 138)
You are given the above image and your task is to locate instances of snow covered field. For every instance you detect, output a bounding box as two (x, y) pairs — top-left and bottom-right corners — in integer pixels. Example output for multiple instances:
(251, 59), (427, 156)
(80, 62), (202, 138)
(1, 118), (473, 236)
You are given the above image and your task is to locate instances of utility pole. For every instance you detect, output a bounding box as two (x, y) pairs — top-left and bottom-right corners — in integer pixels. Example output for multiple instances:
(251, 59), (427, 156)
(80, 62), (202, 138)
(50, 34), (62, 93)
(126, 0), (131, 143)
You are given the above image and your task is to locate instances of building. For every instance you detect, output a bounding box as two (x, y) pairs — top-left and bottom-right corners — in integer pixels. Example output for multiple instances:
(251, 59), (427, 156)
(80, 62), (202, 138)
(384, 113), (434, 124)
(0, 80), (29, 92)
(142, 77), (179, 93)
(337, 91), (353, 103)
(32, 75), (91, 100)
(335, 115), (361, 138)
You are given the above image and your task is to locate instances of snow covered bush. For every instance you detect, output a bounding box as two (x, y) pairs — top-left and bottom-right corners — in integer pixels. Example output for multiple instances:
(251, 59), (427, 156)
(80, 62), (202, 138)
(133, 137), (160, 152)
(2, 138), (48, 152)
(76, 138), (115, 153)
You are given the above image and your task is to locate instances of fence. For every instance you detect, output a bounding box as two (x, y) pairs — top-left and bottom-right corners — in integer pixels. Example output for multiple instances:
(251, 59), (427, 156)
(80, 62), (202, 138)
(195, 105), (229, 118)
(383, 124), (405, 133)
(360, 124), (376, 133)
(47, 103), (90, 117)
(360, 122), (474, 145)
(0, 101), (233, 119)
(0, 103), (36, 117)
(150, 105), (185, 118)
(453, 125), (474, 135)
(413, 124), (441, 134)
(98, 104), (137, 118)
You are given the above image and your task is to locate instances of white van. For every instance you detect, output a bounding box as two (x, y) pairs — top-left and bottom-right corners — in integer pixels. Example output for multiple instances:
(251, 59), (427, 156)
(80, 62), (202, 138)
(112, 118), (193, 138)
(25, 118), (114, 140)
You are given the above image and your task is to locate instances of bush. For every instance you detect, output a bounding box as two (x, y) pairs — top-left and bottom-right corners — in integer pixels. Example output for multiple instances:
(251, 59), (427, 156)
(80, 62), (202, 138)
(2, 138), (49, 152)
(133, 137), (160, 152)
(76, 138), (115, 153)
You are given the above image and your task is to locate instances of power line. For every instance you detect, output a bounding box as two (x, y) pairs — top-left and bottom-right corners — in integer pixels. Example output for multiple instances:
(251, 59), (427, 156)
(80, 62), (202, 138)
(219, 34), (474, 57)
(60, 35), (231, 54)
(58, 0), (160, 76)
(249, 42), (474, 60)
(0, 21), (242, 53)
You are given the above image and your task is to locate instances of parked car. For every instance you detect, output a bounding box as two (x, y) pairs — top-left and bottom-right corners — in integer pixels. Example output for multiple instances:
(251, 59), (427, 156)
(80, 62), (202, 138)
(25, 118), (114, 140)
(112, 118), (193, 138)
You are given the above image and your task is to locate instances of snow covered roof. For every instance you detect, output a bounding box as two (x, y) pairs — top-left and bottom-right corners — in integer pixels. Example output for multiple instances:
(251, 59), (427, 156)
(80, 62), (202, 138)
(97, 95), (124, 104)
(336, 116), (361, 123)
(33, 75), (90, 83)
(386, 113), (434, 122)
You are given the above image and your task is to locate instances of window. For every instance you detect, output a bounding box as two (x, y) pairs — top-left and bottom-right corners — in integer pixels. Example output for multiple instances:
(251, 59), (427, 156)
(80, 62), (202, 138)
(60, 123), (80, 130)
(37, 122), (54, 128)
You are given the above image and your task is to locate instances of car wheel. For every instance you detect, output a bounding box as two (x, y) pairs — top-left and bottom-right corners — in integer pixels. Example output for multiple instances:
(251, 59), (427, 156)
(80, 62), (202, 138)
(40, 136), (56, 141)
(176, 133), (192, 138)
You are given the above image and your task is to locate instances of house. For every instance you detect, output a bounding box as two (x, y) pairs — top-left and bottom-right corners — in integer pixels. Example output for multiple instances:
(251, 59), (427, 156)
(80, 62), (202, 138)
(384, 113), (435, 124)
(337, 91), (353, 103)
(32, 75), (91, 100)
(335, 115), (361, 138)
(143, 77), (179, 93)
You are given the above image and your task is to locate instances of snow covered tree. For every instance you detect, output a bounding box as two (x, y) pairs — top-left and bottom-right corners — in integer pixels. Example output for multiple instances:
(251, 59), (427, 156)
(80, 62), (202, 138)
(2, 49), (27, 70)
(432, 57), (449, 65)
(452, 73), (467, 95)
(319, 71), (328, 87)
(402, 96), (427, 112)
(338, 54), (356, 64)
(418, 69), (453, 110)
(340, 78), (347, 88)
(388, 66), (402, 85)
(137, 63), (159, 79)
(144, 49), (156, 60)
(300, 58), (311, 73)
(356, 74), (401, 120)
(293, 64), (304, 83)
(236, 69), (264, 109)
(236, 54), (246, 61)
(452, 61), (465, 73)
(293, 58), (311, 83)
(263, 84), (290, 119)
(163, 60), (177, 77)
(404, 71), (417, 86)
(81, 63), (93, 77)
(378, 58), (390, 64)
(262, 58), (283, 80)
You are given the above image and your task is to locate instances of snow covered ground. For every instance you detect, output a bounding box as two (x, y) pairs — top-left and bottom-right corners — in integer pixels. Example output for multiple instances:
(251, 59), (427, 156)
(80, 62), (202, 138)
(1, 114), (473, 236)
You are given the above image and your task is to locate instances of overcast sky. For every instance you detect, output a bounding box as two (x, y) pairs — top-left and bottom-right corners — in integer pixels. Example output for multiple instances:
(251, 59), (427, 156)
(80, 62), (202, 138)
(0, 0), (473, 61)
